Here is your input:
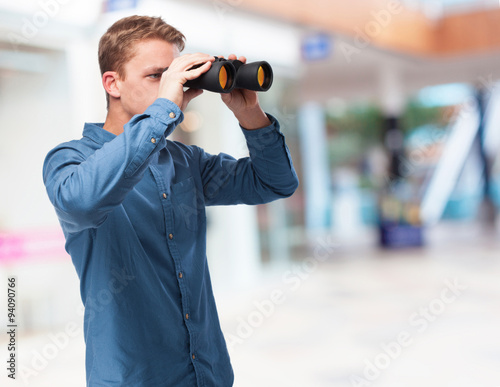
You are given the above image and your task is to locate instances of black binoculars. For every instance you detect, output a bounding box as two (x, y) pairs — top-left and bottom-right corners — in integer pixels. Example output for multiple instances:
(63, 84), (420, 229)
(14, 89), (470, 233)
(185, 57), (273, 93)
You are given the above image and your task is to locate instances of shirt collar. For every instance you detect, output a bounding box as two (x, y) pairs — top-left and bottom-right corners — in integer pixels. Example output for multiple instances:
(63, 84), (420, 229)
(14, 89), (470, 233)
(82, 122), (116, 145)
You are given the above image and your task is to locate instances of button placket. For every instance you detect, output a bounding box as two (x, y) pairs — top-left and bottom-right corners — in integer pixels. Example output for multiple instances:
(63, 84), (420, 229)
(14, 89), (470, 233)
(152, 166), (196, 373)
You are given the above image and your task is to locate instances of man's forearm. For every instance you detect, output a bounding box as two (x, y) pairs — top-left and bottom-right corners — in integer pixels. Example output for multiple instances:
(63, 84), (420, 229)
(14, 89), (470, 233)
(43, 99), (182, 232)
(234, 105), (272, 130)
(201, 114), (299, 206)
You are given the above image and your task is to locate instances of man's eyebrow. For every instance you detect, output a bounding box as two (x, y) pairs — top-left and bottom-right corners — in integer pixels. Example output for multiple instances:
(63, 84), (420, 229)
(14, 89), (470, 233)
(143, 66), (168, 73)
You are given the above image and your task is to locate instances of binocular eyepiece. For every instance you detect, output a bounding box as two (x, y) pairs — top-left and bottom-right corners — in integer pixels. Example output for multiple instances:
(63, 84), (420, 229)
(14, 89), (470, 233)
(184, 57), (273, 93)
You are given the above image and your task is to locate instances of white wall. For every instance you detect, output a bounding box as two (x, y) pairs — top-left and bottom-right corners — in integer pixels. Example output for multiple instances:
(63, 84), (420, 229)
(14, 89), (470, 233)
(0, 51), (72, 230)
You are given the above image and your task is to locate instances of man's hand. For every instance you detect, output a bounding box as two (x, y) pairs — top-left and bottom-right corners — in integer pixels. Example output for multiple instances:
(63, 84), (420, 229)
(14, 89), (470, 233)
(158, 53), (215, 111)
(220, 54), (271, 130)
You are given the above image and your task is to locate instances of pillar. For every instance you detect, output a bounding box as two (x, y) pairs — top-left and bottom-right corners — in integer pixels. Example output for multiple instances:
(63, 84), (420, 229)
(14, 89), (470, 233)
(298, 102), (331, 236)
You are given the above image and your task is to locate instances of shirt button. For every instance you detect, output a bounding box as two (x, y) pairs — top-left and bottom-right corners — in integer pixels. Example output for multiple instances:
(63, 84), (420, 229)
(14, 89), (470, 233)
(151, 138), (156, 144)
(185, 313), (189, 320)
(162, 193), (167, 199)
(179, 272), (183, 279)
(169, 112), (176, 119)
(168, 233), (173, 240)
(192, 354), (195, 360)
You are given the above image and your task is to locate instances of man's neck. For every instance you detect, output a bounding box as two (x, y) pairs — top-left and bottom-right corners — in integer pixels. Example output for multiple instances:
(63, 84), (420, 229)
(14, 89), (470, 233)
(103, 106), (131, 136)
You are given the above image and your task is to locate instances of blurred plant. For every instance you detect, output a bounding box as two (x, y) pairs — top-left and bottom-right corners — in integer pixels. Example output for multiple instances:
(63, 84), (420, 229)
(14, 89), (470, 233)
(326, 104), (384, 169)
(326, 99), (448, 169)
(400, 98), (449, 132)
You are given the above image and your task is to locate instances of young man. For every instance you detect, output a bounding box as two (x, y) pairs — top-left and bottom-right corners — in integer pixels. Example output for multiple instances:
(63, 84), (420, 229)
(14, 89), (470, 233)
(43, 15), (298, 386)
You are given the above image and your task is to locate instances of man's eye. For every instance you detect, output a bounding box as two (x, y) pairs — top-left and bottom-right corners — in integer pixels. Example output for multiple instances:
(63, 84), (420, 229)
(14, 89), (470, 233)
(148, 73), (162, 79)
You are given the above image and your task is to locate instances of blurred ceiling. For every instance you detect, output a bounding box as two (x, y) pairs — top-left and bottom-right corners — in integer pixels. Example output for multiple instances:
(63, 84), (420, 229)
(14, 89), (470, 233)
(297, 45), (500, 104)
(231, 0), (500, 57)
(185, 0), (500, 103)
(1, 0), (499, 105)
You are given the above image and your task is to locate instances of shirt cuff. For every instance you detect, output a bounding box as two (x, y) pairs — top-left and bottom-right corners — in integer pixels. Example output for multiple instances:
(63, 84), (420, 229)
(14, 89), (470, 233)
(241, 114), (283, 149)
(145, 98), (184, 128)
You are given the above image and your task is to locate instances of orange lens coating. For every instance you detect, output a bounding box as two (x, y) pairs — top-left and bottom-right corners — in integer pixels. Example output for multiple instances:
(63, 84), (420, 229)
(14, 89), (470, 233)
(219, 66), (228, 89)
(258, 66), (265, 87)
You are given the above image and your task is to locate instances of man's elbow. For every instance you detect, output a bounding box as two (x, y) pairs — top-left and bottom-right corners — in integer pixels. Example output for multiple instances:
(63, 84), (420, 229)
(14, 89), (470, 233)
(51, 188), (108, 232)
(55, 204), (108, 233)
(276, 173), (299, 199)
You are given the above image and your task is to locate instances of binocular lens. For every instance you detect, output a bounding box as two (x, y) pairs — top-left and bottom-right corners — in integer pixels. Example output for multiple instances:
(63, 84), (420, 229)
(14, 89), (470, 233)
(246, 62), (272, 91)
(219, 66), (228, 89)
(258, 66), (265, 87)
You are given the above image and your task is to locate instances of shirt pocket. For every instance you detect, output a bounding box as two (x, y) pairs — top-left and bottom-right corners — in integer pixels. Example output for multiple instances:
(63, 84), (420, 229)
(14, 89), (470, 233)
(171, 177), (205, 232)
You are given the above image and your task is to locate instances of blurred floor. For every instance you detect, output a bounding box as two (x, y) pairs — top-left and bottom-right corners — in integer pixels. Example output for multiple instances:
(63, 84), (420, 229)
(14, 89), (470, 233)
(2, 221), (500, 387)
(222, 221), (500, 387)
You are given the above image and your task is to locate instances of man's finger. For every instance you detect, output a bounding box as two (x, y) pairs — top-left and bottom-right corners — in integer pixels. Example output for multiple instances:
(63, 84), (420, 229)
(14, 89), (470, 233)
(184, 87), (203, 101)
(182, 88), (204, 110)
(168, 53), (213, 72)
(184, 61), (212, 80)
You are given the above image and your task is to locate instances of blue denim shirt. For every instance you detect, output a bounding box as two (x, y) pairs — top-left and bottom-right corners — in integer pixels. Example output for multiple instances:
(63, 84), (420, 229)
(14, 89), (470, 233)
(43, 98), (298, 386)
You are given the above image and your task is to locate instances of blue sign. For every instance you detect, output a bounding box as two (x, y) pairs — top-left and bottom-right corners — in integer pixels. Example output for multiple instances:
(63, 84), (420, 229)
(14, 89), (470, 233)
(301, 33), (332, 61)
(104, 0), (139, 12)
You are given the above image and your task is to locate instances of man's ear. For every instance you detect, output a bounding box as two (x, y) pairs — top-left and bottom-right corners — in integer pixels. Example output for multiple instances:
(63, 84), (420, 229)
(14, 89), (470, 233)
(102, 71), (121, 99)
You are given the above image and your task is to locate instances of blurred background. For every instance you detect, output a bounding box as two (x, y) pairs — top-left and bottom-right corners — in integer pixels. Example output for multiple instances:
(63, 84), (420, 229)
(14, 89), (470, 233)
(1, 0), (500, 386)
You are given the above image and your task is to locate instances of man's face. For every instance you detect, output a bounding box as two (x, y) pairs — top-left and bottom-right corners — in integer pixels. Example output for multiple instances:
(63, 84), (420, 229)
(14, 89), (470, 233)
(117, 39), (179, 117)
